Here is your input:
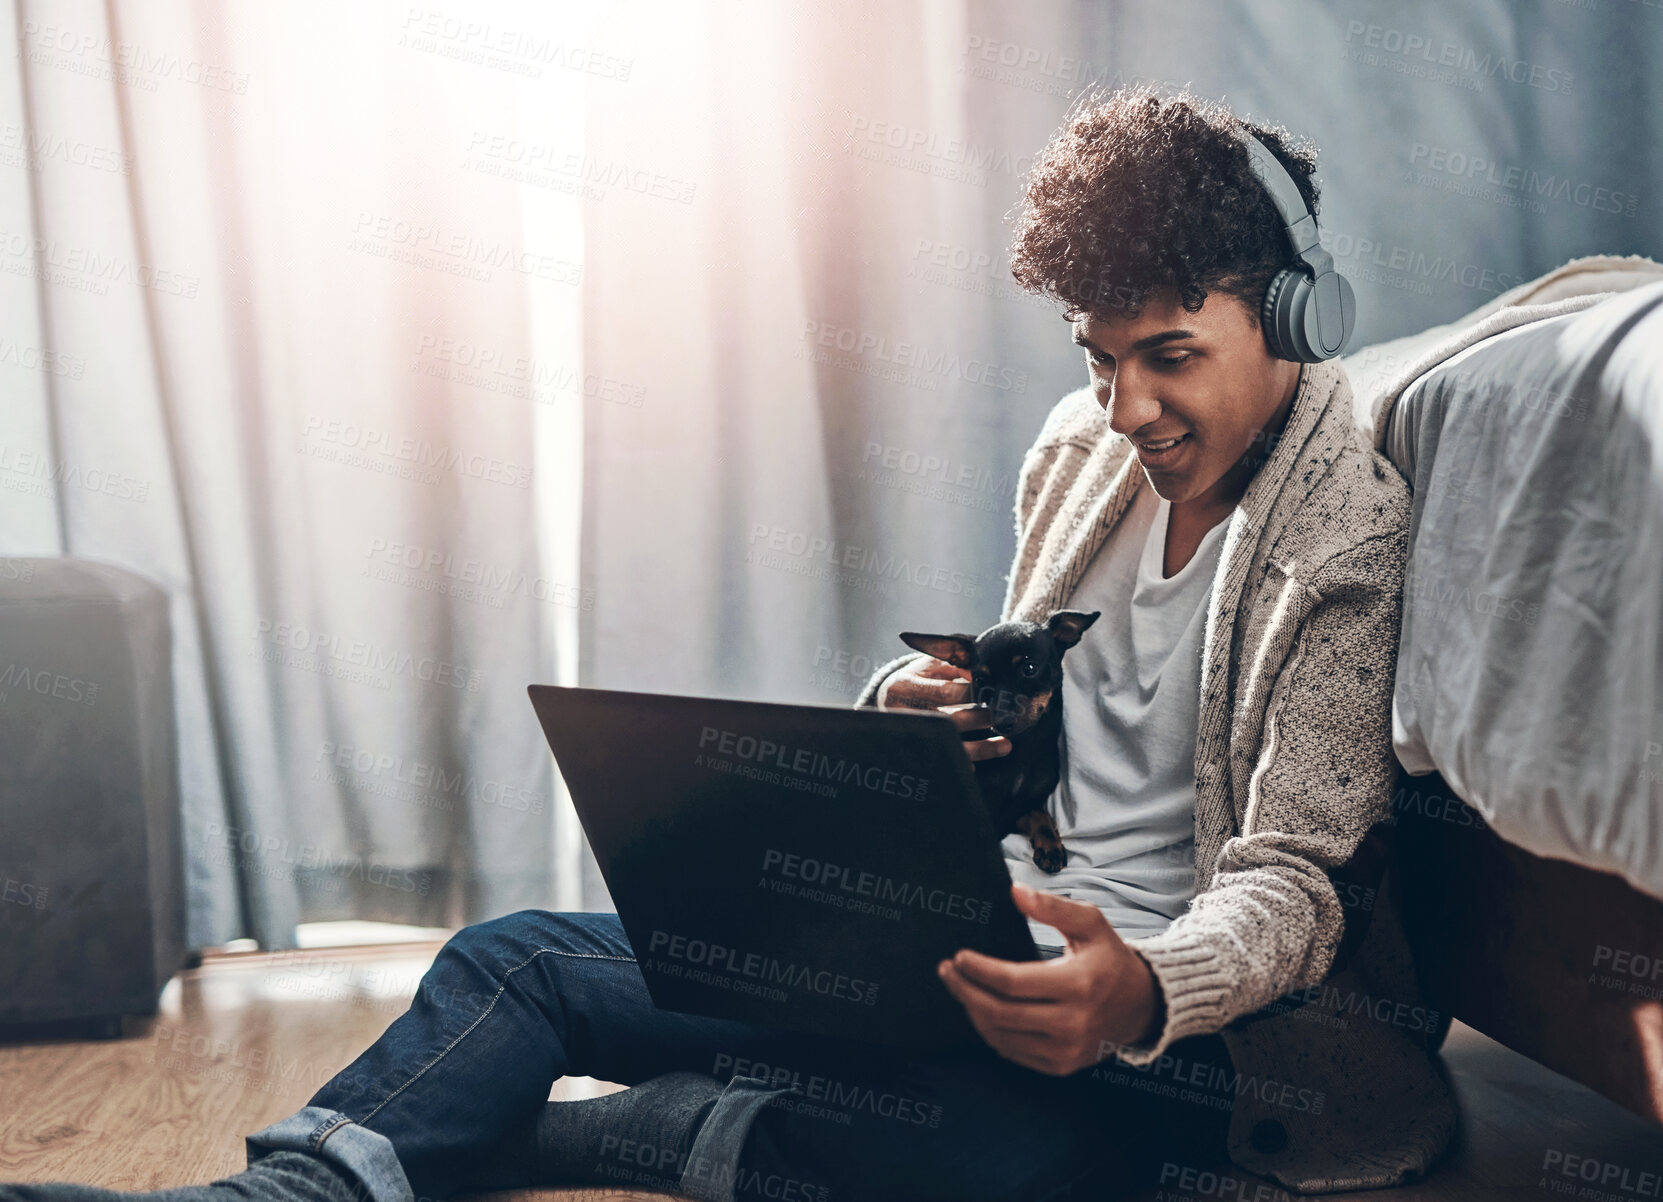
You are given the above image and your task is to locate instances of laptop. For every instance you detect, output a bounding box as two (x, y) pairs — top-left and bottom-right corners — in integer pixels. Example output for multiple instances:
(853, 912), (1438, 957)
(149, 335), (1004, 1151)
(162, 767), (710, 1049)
(527, 684), (1040, 1051)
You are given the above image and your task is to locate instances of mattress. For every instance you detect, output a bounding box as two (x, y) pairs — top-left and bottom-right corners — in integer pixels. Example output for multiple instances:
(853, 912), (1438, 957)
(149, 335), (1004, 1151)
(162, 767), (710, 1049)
(1379, 282), (1663, 900)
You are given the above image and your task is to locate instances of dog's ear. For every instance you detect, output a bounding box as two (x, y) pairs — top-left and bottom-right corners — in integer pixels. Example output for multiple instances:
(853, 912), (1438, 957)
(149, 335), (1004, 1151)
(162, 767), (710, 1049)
(898, 632), (976, 669)
(1044, 610), (1100, 651)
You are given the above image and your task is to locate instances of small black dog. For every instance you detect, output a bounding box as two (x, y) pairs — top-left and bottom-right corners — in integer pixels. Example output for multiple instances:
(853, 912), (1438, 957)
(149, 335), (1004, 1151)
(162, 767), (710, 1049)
(898, 609), (1099, 873)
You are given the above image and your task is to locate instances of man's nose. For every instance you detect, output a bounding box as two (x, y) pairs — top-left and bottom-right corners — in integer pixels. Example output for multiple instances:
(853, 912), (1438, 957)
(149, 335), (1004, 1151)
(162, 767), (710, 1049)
(1100, 373), (1162, 437)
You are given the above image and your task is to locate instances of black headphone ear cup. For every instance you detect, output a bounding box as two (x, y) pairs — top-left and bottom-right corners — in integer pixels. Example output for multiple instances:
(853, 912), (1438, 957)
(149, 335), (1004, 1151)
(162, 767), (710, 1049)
(1260, 268), (1305, 361)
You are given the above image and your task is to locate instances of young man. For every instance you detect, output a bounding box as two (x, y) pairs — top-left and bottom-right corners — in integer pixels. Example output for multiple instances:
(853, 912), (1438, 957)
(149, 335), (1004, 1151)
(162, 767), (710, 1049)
(865, 87), (1458, 1194)
(3, 90), (1453, 1202)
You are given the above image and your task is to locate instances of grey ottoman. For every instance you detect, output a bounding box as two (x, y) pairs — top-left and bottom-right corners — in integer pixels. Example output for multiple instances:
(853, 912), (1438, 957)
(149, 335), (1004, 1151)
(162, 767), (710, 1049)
(0, 557), (188, 1037)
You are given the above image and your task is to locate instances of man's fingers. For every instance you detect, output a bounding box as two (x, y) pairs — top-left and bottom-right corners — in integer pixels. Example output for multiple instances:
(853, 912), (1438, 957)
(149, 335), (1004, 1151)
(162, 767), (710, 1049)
(877, 677), (1010, 762)
(917, 678), (971, 703)
(1010, 883), (1115, 945)
(949, 948), (1073, 1001)
(941, 702), (994, 732)
(981, 1025), (1069, 1065)
(962, 734), (1012, 762)
(876, 656), (970, 712)
(916, 657), (970, 680)
(939, 962), (1061, 1038)
(882, 676), (969, 710)
(939, 703), (1011, 761)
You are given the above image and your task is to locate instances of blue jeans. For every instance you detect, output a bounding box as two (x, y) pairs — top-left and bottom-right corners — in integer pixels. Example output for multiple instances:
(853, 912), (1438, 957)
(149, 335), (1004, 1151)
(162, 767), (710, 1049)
(244, 910), (1231, 1202)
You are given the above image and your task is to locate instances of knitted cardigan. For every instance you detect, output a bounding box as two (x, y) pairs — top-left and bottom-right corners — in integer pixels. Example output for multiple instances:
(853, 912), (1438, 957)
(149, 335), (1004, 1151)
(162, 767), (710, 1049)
(853, 357), (1457, 1192)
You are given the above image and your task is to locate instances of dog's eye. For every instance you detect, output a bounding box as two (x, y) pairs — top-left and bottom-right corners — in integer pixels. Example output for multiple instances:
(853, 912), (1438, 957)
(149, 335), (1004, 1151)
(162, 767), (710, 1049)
(1018, 660), (1040, 679)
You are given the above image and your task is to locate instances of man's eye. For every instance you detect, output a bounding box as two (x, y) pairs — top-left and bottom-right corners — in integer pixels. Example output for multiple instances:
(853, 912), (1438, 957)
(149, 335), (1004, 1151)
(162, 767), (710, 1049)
(1154, 352), (1191, 368)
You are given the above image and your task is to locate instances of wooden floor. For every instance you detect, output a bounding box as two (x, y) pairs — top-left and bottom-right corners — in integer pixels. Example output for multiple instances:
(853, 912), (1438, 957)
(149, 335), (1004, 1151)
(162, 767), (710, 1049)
(1, 939), (1660, 1200)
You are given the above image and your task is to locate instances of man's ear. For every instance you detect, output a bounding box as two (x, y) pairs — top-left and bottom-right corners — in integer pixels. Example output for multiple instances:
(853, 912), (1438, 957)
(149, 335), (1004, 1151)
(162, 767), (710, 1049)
(1044, 610), (1100, 651)
(898, 632), (976, 669)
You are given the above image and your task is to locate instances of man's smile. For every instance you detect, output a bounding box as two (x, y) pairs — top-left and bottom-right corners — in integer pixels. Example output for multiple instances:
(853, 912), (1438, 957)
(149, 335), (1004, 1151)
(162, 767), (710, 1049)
(1133, 431), (1193, 468)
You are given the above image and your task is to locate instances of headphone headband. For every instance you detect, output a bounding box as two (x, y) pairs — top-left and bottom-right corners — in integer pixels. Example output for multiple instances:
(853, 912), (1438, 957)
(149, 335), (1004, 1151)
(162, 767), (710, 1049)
(1239, 135), (1319, 256)
(1235, 125), (1355, 361)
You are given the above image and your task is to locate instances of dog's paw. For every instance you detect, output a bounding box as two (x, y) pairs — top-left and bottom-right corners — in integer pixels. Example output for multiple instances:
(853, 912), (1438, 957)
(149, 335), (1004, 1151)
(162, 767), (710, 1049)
(1015, 810), (1067, 874)
(1032, 838), (1067, 874)
(1027, 820), (1067, 874)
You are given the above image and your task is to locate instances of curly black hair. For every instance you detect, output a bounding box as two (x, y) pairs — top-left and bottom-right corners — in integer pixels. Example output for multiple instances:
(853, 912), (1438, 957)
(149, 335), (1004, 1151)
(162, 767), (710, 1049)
(1008, 87), (1321, 322)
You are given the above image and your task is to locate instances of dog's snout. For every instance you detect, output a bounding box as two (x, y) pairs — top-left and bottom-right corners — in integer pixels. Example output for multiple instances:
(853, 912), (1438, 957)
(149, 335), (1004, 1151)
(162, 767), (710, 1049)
(972, 680), (1056, 738)
(977, 683), (1033, 713)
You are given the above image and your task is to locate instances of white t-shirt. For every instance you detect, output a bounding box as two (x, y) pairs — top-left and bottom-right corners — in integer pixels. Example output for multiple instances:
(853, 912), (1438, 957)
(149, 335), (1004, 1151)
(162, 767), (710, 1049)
(1001, 484), (1229, 950)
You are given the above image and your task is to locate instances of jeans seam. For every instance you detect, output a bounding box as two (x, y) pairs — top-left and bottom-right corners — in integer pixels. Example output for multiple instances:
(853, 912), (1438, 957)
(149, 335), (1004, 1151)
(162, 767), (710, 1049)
(310, 1112), (356, 1150)
(358, 945), (635, 1126)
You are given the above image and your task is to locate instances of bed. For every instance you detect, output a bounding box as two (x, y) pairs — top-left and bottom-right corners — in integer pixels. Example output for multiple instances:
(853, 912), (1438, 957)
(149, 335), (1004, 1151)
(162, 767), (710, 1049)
(1346, 257), (1663, 1124)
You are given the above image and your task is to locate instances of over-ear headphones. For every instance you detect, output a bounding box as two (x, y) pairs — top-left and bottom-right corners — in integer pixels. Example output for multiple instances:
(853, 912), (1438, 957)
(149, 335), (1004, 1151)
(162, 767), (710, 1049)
(1235, 126), (1356, 362)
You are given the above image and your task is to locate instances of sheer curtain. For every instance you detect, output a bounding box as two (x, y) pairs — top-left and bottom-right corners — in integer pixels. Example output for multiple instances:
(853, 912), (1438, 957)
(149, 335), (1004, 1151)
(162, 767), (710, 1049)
(0, 0), (1011, 950)
(1, 0), (591, 949)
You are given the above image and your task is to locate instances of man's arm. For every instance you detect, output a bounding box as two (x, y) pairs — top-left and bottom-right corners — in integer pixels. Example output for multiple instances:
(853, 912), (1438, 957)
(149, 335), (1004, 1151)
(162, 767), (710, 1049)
(1113, 528), (1408, 1065)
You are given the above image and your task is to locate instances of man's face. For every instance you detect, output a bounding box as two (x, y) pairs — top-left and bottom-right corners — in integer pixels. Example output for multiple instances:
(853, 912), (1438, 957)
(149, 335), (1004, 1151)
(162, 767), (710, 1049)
(1073, 288), (1302, 508)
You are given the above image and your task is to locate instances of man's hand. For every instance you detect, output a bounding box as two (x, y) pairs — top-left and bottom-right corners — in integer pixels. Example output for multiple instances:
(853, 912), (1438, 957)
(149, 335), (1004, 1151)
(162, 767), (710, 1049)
(936, 882), (1163, 1076)
(875, 657), (1011, 763)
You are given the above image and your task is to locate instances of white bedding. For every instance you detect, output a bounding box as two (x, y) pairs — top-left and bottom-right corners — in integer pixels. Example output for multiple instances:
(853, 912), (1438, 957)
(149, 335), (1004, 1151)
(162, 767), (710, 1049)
(1374, 281), (1663, 900)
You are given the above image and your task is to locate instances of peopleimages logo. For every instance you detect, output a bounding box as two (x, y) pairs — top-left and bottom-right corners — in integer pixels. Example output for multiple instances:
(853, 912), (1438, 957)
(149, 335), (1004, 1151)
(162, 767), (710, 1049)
(349, 212), (582, 286)
(300, 415), (532, 489)
(846, 115), (1035, 176)
(1274, 983), (1440, 1034)
(1159, 1162), (1297, 1202)
(860, 439), (1015, 500)
(0, 228), (198, 298)
(746, 523), (981, 599)
(0, 661), (99, 706)
(314, 741), (545, 815)
(1408, 143), (1638, 217)
(1, 874), (48, 911)
(801, 319), (1027, 393)
(760, 848), (993, 923)
(253, 618), (484, 692)
(1591, 944), (1663, 1001)
(0, 445), (149, 502)
(1096, 1044), (1327, 1114)
(1316, 228), (1521, 296)
(1540, 1149), (1663, 1198)
(18, 19), (251, 92)
(0, 123), (133, 174)
(1403, 564), (1540, 626)
(398, 8), (634, 81)
(648, 929), (879, 1006)
(698, 725), (928, 800)
(713, 1051), (944, 1127)
(201, 820), (432, 895)
(1342, 20), (1574, 93)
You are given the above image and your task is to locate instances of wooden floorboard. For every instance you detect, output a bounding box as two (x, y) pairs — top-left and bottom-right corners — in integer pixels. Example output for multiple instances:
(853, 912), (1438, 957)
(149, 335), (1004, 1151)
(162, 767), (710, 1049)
(1, 940), (1659, 1200)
